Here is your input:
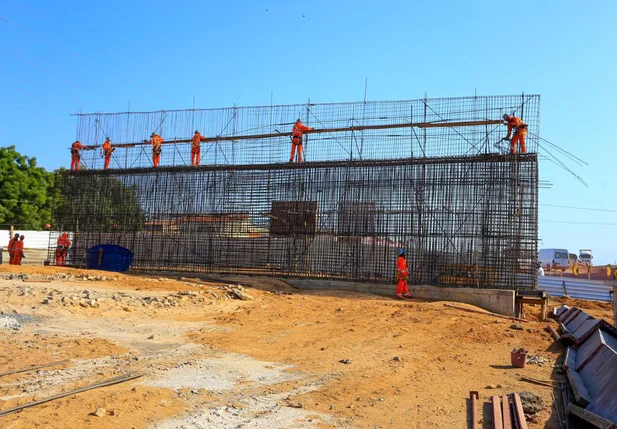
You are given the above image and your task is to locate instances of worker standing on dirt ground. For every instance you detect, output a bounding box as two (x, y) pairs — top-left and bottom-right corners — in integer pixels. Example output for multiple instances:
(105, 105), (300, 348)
(572, 260), (580, 277)
(290, 119), (314, 163)
(191, 130), (206, 166)
(395, 249), (412, 300)
(146, 133), (163, 167)
(70, 140), (87, 171)
(12, 235), (25, 265)
(502, 114), (527, 154)
(56, 232), (71, 266)
(101, 137), (114, 170)
(7, 233), (19, 265)
(585, 261), (592, 280)
(607, 264), (613, 279)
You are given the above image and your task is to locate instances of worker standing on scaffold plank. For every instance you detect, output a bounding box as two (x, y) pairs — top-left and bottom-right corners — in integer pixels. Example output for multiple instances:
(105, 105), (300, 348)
(192, 130), (206, 166)
(101, 137), (115, 170)
(146, 132), (163, 167)
(395, 249), (412, 300)
(290, 119), (314, 163)
(70, 141), (87, 171)
(502, 114), (528, 154)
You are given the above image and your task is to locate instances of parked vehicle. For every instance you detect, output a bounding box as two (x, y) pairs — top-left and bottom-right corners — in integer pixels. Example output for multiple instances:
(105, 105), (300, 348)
(569, 253), (579, 263)
(579, 249), (593, 265)
(538, 248), (570, 271)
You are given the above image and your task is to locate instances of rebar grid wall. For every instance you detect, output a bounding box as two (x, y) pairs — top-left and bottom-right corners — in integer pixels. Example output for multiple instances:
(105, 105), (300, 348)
(72, 95), (539, 169)
(52, 95), (539, 290)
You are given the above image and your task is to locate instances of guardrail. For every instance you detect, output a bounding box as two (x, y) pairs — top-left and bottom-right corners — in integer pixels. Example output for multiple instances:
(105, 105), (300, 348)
(538, 276), (614, 302)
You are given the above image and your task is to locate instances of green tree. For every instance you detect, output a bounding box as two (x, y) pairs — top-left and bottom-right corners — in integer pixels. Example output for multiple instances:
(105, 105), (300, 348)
(53, 173), (144, 233)
(0, 146), (55, 229)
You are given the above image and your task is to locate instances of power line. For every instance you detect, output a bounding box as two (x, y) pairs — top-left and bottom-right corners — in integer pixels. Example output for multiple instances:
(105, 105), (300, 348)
(541, 195), (617, 206)
(540, 204), (617, 213)
(540, 220), (617, 226)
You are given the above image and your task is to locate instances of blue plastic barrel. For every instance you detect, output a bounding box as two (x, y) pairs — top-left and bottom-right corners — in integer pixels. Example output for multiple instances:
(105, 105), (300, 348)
(85, 244), (133, 272)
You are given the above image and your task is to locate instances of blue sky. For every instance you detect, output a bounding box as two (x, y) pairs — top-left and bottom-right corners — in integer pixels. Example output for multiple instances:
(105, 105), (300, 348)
(1, 0), (616, 263)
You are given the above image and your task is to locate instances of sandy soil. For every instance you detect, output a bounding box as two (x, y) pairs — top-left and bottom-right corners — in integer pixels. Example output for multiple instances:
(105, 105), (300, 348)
(0, 265), (609, 428)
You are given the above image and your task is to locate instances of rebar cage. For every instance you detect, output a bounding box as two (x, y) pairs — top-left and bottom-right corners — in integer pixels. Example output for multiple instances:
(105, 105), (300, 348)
(52, 94), (539, 289)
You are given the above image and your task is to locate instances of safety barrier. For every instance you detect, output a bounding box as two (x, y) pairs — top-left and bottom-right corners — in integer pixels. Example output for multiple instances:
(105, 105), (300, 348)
(539, 276), (613, 302)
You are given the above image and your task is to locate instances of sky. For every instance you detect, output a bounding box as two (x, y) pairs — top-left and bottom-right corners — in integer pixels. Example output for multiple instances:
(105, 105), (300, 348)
(1, 0), (616, 263)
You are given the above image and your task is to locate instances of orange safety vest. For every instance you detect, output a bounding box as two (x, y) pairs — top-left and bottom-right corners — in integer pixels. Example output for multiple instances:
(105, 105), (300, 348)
(71, 141), (84, 156)
(506, 116), (528, 137)
(292, 121), (311, 143)
(192, 133), (204, 150)
(102, 140), (113, 155)
(151, 134), (163, 154)
(397, 256), (409, 278)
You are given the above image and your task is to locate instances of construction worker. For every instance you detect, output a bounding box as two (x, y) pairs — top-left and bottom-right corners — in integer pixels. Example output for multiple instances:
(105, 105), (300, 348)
(191, 130), (206, 166)
(396, 249), (412, 300)
(101, 137), (114, 170)
(572, 260), (579, 277)
(12, 235), (25, 265)
(56, 232), (71, 266)
(607, 264), (613, 279)
(502, 114), (528, 154)
(147, 133), (163, 167)
(290, 119), (314, 163)
(7, 233), (19, 265)
(70, 141), (87, 171)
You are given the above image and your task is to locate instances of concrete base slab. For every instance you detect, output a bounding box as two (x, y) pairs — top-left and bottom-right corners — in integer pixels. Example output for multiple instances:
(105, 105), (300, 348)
(285, 279), (516, 317)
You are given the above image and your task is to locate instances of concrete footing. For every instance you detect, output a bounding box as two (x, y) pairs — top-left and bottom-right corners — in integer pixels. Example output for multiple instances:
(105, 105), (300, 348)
(285, 279), (516, 317)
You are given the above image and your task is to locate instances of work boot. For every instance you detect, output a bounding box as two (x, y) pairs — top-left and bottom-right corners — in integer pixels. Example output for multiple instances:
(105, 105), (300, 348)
(403, 294), (412, 299)
(396, 295), (404, 300)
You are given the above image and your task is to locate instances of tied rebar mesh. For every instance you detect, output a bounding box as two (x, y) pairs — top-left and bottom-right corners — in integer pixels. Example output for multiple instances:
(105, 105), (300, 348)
(52, 95), (539, 290)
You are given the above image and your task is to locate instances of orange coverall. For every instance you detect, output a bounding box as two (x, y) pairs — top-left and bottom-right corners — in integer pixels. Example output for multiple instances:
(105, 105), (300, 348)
(290, 120), (313, 163)
(12, 237), (24, 265)
(7, 236), (17, 265)
(56, 233), (71, 266)
(396, 255), (411, 298)
(192, 132), (205, 166)
(102, 139), (114, 170)
(505, 116), (527, 154)
(150, 134), (163, 167)
(70, 141), (86, 171)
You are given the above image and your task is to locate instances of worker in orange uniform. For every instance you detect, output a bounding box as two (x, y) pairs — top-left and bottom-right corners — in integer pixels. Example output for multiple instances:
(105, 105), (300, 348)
(290, 119), (314, 163)
(70, 141), (87, 171)
(147, 133), (163, 167)
(396, 249), (412, 300)
(56, 232), (71, 266)
(7, 233), (19, 265)
(12, 235), (25, 265)
(502, 114), (528, 154)
(191, 130), (206, 166)
(101, 137), (114, 170)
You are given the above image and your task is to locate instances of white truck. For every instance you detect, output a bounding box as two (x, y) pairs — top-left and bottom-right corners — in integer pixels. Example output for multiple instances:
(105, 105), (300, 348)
(538, 248), (570, 271)
(579, 249), (593, 265)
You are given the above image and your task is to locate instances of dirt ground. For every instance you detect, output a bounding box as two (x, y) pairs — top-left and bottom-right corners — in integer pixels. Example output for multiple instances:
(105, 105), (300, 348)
(0, 265), (613, 428)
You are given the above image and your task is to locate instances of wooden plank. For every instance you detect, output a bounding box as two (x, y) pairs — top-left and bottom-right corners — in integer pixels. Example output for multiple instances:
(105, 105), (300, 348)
(511, 393), (529, 429)
(501, 395), (512, 429)
(491, 396), (503, 429)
